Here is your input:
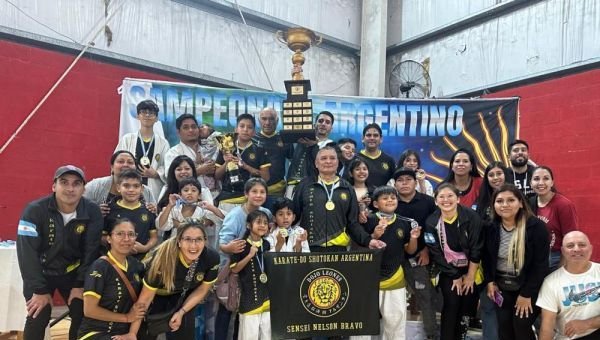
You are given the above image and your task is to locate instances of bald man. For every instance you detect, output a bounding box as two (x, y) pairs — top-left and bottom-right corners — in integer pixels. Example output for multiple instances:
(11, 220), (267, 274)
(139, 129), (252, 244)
(537, 231), (600, 340)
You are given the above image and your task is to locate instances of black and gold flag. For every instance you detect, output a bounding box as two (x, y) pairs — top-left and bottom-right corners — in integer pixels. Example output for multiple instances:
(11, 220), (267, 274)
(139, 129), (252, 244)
(265, 250), (382, 339)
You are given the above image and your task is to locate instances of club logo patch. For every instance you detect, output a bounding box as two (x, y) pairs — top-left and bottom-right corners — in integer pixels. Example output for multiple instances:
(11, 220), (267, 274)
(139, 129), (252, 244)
(382, 163), (389, 170)
(141, 214), (148, 222)
(249, 153), (256, 160)
(339, 192), (348, 201)
(397, 229), (404, 239)
(75, 224), (86, 234)
(195, 273), (204, 282)
(300, 268), (349, 317)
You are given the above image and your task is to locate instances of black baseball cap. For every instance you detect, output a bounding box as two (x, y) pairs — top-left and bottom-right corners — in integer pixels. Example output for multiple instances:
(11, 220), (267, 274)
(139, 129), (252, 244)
(392, 167), (416, 181)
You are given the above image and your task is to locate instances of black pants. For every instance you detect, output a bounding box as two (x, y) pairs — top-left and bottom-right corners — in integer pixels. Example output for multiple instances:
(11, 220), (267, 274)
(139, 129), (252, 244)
(439, 273), (479, 340)
(23, 273), (83, 340)
(139, 294), (197, 340)
(496, 290), (539, 340)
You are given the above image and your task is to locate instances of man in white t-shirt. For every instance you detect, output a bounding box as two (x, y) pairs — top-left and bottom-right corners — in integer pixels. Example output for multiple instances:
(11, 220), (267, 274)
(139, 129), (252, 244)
(537, 231), (600, 340)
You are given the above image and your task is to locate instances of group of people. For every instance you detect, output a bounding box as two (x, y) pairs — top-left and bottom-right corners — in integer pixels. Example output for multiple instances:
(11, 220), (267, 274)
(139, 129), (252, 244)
(15, 100), (598, 340)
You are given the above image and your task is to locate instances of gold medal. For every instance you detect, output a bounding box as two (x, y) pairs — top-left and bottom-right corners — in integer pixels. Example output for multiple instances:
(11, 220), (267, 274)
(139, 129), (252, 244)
(325, 201), (335, 210)
(140, 156), (151, 166)
(259, 273), (268, 283)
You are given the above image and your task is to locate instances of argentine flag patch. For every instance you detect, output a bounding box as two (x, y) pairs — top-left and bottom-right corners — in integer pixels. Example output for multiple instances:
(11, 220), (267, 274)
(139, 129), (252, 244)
(18, 220), (38, 237)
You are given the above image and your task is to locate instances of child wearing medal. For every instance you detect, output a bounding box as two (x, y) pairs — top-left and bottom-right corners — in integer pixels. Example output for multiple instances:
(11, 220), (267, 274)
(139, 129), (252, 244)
(156, 177), (225, 245)
(266, 197), (309, 253)
(230, 210), (272, 339)
(356, 186), (421, 340)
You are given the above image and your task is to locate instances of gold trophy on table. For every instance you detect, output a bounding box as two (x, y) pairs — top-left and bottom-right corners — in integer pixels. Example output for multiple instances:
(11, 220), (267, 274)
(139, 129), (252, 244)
(276, 27), (322, 143)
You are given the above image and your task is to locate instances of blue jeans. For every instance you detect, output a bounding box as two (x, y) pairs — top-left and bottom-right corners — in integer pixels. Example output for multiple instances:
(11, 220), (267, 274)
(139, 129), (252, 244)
(480, 289), (498, 340)
(549, 250), (561, 273)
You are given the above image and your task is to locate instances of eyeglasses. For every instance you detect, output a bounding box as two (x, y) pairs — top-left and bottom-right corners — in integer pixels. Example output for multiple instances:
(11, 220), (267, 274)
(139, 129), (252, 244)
(138, 110), (157, 117)
(111, 231), (138, 239)
(181, 237), (207, 245)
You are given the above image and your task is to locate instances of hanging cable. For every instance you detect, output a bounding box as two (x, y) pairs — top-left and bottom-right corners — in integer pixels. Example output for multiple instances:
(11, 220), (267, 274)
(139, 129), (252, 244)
(232, 0), (274, 91)
(0, 0), (126, 155)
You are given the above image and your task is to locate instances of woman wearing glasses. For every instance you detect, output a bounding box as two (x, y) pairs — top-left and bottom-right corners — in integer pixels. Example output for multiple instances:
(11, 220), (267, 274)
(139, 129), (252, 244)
(120, 218), (220, 340)
(78, 218), (146, 340)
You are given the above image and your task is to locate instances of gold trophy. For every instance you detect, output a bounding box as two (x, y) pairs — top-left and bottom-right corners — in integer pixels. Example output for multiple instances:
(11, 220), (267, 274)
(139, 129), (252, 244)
(215, 133), (243, 190)
(276, 28), (322, 143)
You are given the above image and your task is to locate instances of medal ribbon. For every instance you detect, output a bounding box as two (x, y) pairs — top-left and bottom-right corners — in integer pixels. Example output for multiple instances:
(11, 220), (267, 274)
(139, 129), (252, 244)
(318, 177), (340, 204)
(138, 132), (155, 160)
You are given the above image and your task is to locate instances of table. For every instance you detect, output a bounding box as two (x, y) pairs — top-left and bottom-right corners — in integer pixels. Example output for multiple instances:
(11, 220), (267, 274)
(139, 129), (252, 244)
(0, 245), (26, 332)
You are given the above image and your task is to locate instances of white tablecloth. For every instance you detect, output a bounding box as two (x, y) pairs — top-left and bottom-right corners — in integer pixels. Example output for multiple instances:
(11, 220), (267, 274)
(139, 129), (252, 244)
(0, 245), (26, 332)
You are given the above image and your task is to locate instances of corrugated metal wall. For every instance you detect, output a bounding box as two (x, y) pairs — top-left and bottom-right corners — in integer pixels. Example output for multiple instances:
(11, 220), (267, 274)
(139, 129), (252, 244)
(0, 0), (360, 95)
(386, 0), (600, 97)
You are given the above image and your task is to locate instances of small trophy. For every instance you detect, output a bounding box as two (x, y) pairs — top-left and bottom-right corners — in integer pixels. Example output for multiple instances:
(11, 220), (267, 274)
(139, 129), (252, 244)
(215, 133), (243, 190)
(276, 28), (322, 143)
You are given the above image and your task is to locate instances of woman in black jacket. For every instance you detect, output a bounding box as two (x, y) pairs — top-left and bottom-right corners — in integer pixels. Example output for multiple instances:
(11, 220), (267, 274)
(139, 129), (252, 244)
(424, 183), (484, 340)
(483, 184), (549, 340)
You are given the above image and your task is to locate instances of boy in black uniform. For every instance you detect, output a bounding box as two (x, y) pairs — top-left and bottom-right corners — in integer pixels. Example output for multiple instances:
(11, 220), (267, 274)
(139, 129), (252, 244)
(357, 123), (395, 187)
(362, 186), (420, 339)
(17, 165), (103, 340)
(104, 170), (158, 260)
(215, 113), (271, 208)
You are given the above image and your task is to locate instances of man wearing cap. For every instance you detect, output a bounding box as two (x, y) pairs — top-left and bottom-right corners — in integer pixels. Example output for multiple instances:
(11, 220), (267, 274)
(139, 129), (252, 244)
(393, 167), (440, 340)
(115, 99), (170, 200)
(17, 165), (103, 340)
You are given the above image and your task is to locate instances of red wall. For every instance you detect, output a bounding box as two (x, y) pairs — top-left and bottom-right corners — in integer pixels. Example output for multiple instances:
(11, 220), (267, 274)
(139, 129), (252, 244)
(1, 38), (599, 259)
(0, 39), (181, 240)
(485, 70), (600, 260)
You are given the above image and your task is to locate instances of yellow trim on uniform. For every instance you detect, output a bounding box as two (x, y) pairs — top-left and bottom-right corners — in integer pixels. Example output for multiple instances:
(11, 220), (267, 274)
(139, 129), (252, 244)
(220, 196), (247, 204)
(260, 163), (272, 168)
(142, 278), (158, 291)
(108, 251), (128, 271)
(242, 299), (270, 315)
(359, 149), (382, 160)
(260, 131), (277, 138)
(443, 214), (458, 224)
(66, 260), (81, 273)
(318, 176), (340, 185)
(178, 252), (190, 268)
(287, 179), (300, 185)
(475, 262), (484, 285)
(204, 277), (218, 285)
(78, 331), (100, 340)
(116, 200), (142, 210)
(267, 180), (286, 195)
(380, 266), (406, 290)
(323, 231), (351, 247)
(83, 291), (101, 299)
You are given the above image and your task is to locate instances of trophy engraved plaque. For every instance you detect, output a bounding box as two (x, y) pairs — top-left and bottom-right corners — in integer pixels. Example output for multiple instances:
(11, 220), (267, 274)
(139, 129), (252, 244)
(276, 28), (322, 143)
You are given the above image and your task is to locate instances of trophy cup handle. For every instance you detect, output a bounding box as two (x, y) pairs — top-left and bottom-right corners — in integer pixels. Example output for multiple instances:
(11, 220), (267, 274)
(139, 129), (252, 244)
(275, 30), (287, 45)
(313, 34), (323, 47)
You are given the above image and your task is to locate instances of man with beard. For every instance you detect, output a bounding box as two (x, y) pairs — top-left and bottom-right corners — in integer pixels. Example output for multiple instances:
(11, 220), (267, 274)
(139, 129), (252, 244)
(506, 139), (535, 198)
(357, 123), (396, 187)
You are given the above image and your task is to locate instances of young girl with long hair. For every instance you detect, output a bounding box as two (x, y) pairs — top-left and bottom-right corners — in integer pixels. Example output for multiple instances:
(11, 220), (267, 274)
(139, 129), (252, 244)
(231, 210), (272, 339)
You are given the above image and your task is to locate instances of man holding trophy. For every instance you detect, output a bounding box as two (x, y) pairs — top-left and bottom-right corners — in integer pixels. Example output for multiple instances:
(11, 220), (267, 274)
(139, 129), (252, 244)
(215, 113), (271, 212)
